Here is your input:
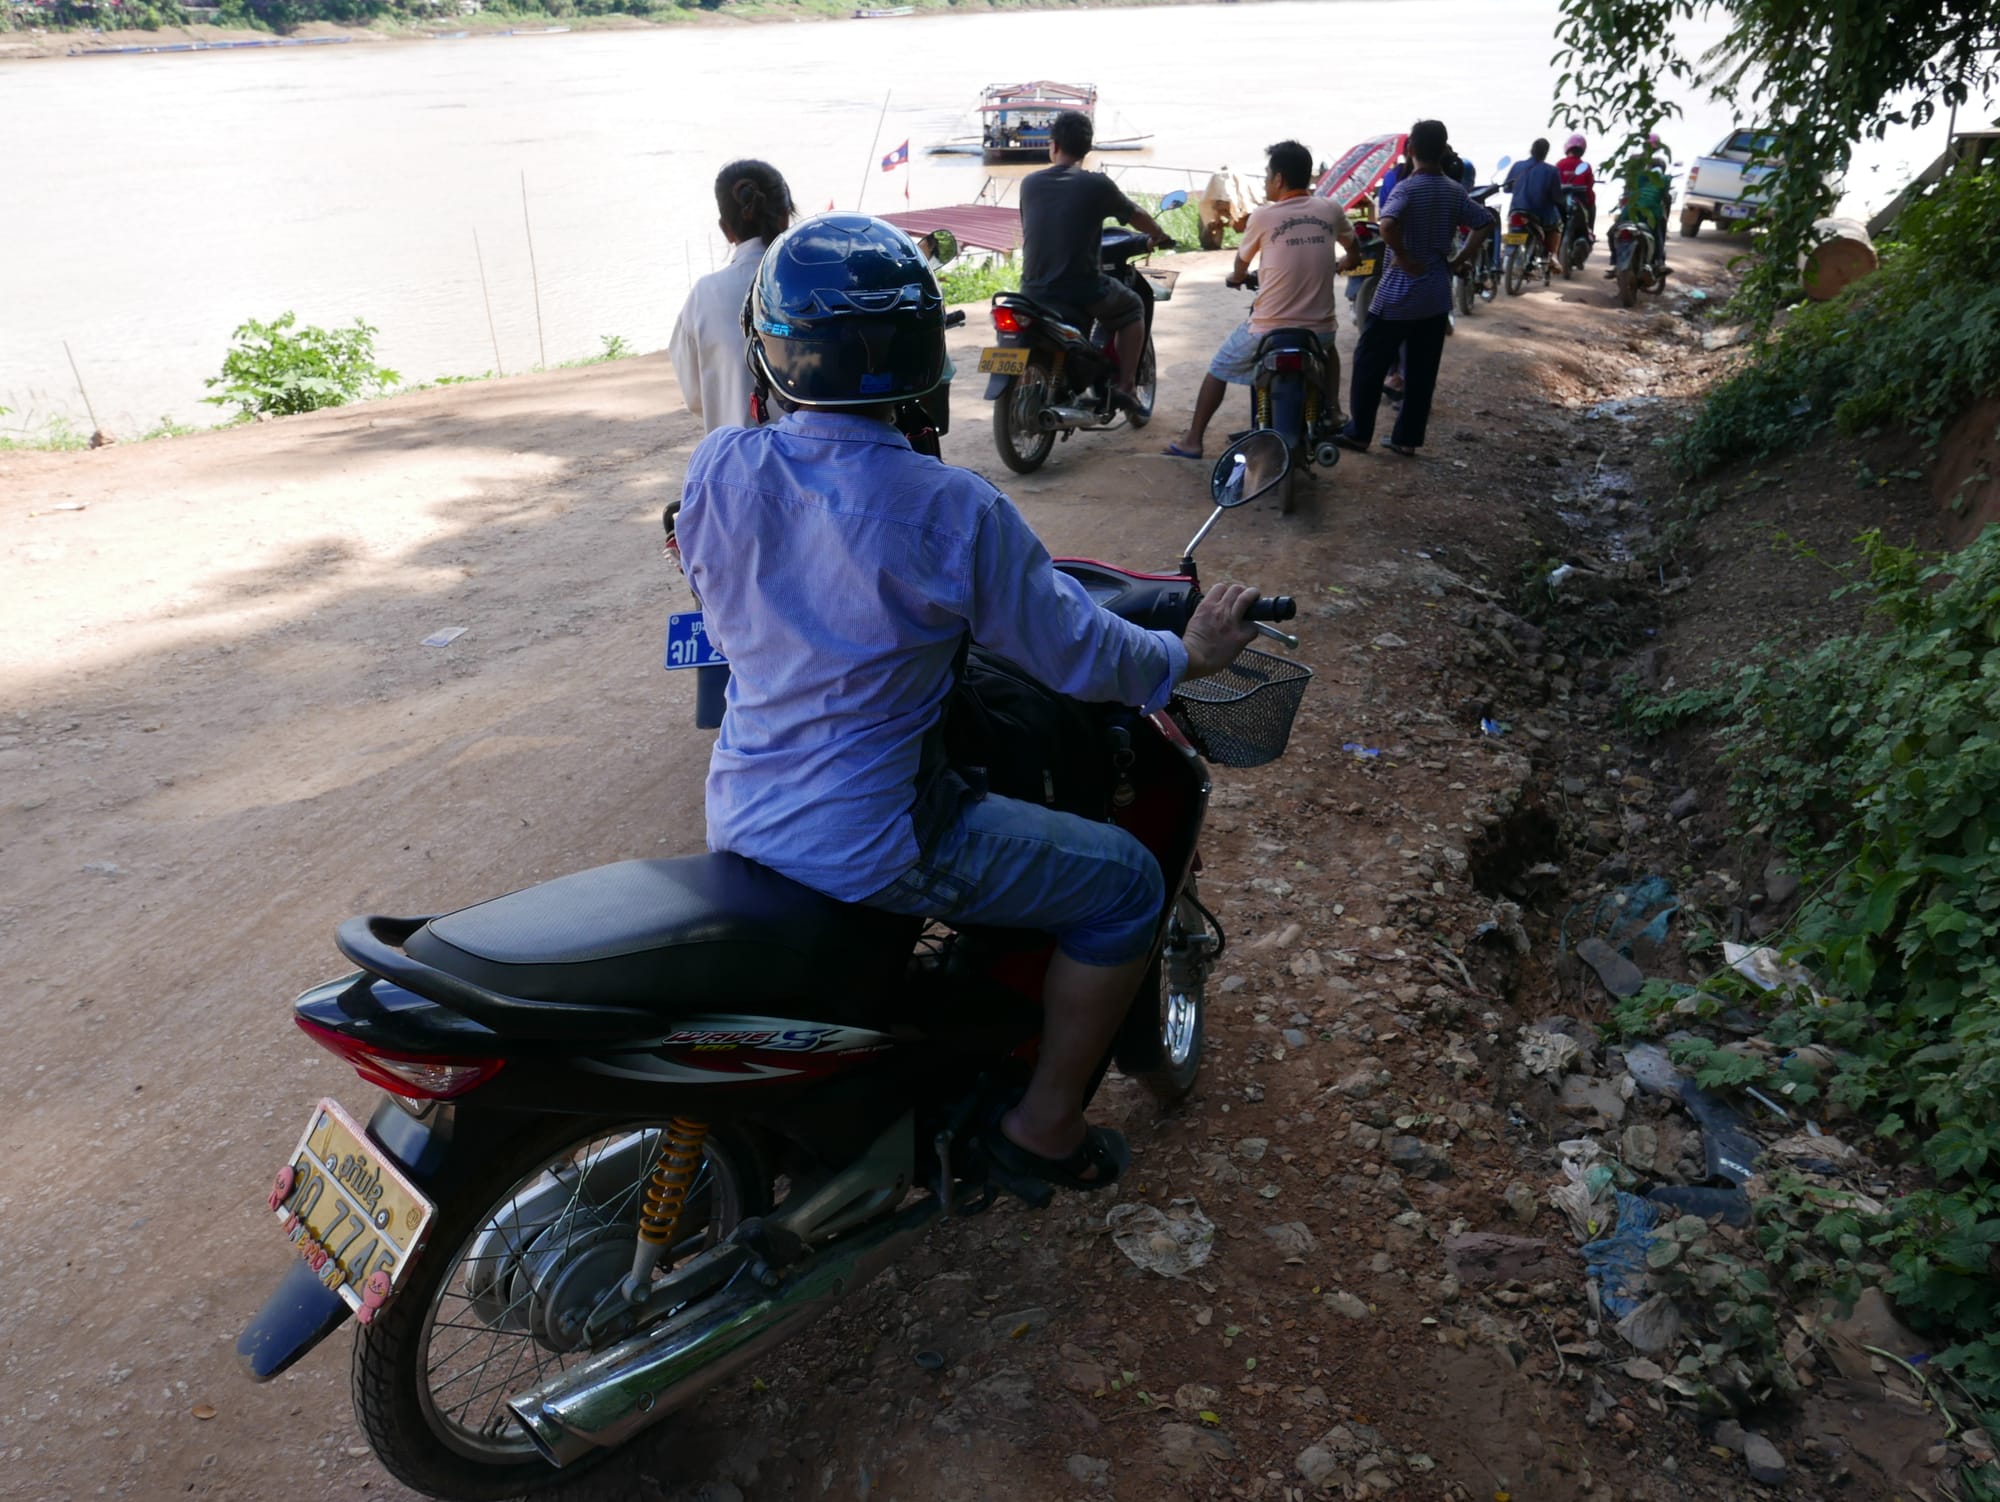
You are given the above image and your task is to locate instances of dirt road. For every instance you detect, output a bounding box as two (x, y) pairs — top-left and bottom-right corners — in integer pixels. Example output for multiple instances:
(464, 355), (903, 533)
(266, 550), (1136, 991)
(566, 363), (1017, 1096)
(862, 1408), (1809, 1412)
(1, 241), (1758, 1502)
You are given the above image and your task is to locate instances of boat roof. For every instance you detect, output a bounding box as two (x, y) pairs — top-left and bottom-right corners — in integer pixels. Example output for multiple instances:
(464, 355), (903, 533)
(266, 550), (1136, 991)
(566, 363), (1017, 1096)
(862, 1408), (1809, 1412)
(877, 205), (1025, 256)
(980, 80), (1096, 112)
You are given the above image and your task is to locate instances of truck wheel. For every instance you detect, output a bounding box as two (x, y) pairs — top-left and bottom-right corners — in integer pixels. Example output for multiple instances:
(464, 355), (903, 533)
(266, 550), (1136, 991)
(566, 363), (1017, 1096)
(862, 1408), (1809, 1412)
(1679, 208), (1704, 239)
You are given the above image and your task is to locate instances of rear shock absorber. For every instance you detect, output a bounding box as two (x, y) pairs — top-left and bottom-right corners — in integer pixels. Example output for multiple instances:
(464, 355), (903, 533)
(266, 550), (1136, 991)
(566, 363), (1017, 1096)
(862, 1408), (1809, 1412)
(619, 1117), (710, 1301)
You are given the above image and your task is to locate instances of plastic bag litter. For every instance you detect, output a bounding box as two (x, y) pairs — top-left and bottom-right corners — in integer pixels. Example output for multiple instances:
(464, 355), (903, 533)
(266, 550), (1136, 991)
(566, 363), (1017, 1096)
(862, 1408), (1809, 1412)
(1585, 876), (1679, 953)
(1107, 1199), (1215, 1278)
(1518, 1027), (1581, 1077)
(1551, 1139), (1618, 1239)
(1622, 1041), (1683, 1095)
(1581, 1191), (1660, 1319)
(1722, 941), (1828, 1002)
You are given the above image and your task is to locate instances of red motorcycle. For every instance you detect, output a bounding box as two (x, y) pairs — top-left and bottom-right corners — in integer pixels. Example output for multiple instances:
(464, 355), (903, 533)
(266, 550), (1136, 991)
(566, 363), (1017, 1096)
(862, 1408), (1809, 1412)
(236, 431), (1311, 1500)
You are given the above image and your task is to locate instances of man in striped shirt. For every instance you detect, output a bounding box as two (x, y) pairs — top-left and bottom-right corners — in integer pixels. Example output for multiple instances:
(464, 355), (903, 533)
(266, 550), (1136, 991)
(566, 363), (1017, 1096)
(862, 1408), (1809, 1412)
(1335, 119), (1494, 458)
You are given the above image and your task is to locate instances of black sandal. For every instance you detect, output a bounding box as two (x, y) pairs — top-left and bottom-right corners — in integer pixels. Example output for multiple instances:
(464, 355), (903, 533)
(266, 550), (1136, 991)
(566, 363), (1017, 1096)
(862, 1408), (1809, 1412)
(984, 1121), (1130, 1200)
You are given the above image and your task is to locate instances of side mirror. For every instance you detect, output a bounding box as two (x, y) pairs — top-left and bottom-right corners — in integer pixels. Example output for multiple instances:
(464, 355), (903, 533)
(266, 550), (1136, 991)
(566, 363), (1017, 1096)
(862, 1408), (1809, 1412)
(1494, 154), (1513, 177)
(1158, 189), (1189, 212)
(1210, 430), (1289, 508)
(925, 228), (959, 267)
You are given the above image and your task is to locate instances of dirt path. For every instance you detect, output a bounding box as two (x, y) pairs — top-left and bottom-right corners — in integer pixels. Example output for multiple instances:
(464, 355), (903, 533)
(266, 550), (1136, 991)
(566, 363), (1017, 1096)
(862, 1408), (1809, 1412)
(0, 240), (1762, 1502)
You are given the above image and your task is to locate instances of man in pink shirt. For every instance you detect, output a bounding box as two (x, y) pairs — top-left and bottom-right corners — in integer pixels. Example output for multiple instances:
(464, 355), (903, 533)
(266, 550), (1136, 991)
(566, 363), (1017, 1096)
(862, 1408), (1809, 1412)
(1165, 140), (1357, 459)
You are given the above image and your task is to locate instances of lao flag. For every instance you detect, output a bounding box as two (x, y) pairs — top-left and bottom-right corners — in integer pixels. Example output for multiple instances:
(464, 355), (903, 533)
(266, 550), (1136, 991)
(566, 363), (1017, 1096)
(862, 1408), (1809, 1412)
(881, 140), (910, 172)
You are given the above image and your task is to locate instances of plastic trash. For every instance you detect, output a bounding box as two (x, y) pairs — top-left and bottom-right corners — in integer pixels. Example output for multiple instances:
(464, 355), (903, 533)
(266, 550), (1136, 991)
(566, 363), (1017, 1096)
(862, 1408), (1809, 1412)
(1107, 1199), (1215, 1279)
(1647, 1184), (1751, 1227)
(1622, 1042), (1682, 1095)
(1341, 743), (1382, 759)
(1581, 1191), (1660, 1319)
(1587, 876), (1680, 953)
(1721, 940), (1826, 1002)
(1551, 1139), (1617, 1239)
(1548, 564), (1575, 587)
(1678, 1083), (1760, 1185)
(1479, 717), (1509, 737)
(1518, 1028), (1580, 1076)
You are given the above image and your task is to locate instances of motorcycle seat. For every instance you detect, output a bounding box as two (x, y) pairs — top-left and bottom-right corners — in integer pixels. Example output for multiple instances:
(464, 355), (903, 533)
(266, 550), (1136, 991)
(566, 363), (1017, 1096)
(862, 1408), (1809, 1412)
(389, 855), (921, 1022)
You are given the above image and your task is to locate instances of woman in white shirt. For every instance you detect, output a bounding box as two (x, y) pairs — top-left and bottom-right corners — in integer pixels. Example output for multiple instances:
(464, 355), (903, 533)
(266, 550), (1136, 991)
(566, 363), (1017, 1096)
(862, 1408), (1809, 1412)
(668, 160), (795, 433)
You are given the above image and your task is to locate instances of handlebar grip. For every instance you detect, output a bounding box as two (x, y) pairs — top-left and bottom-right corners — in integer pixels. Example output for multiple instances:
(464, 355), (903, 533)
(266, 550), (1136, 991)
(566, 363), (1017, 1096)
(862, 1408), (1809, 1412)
(1247, 596), (1295, 623)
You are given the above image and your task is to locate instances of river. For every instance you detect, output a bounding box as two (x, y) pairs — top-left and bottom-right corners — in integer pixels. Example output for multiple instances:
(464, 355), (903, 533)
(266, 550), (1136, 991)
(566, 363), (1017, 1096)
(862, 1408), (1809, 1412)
(0, 1), (1969, 434)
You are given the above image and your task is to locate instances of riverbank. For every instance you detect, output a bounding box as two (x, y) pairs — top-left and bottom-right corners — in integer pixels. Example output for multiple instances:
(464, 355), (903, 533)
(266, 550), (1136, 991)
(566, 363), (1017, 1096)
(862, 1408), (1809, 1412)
(0, 0), (1234, 61)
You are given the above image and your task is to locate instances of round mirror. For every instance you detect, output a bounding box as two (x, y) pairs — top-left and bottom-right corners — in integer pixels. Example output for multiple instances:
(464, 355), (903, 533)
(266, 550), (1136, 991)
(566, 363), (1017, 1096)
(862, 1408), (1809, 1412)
(1158, 189), (1189, 212)
(1210, 430), (1289, 507)
(1494, 154), (1512, 177)
(920, 232), (960, 274)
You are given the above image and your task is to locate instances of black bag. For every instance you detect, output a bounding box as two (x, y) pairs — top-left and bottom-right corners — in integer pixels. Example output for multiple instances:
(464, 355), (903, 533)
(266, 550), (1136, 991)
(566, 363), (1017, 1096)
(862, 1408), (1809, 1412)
(942, 648), (1119, 819)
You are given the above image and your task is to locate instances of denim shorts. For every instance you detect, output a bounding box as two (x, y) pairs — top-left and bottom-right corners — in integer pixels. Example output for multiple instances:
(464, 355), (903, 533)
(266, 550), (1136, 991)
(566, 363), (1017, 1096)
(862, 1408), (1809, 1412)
(862, 793), (1165, 968)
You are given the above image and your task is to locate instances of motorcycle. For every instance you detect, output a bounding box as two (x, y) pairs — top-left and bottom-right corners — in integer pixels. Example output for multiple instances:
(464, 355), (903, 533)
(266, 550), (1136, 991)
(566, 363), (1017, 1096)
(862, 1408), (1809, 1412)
(982, 225), (1172, 474)
(1610, 207), (1667, 308)
(1502, 208), (1554, 296)
(236, 430), (1312, 1502)
(1234, 272), (1340, 517)
(1557, 186), (1595, 278)
(1451, 184), (1504, 317)
(1344, 217), (1383, 334)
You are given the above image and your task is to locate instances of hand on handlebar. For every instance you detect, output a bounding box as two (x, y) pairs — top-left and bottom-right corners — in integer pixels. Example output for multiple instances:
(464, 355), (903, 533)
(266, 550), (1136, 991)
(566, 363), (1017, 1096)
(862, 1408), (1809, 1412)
(1182, 582), (1262, 680)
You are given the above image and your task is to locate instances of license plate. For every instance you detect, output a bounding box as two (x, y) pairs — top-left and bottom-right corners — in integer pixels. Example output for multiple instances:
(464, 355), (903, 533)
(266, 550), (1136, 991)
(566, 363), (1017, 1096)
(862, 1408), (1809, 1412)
(269, 1098), (435, 1321)
(1343, 259), (1377, 278)
(663, 610), (727, 672)
(978, 347), (1029, 376)
(1719, 203), (1753, 220)
(1503, 232), (1529, 245)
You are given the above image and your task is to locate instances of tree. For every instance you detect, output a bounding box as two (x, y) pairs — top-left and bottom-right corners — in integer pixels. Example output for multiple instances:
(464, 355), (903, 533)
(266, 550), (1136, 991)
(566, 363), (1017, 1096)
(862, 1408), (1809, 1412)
(1554, 0), (2000, 317)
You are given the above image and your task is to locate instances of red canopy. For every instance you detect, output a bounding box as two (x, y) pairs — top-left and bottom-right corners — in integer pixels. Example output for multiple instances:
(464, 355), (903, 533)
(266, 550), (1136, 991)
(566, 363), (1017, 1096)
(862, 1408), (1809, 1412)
(879, 205), (1025, 256)
(1316, 133), (1407, 210)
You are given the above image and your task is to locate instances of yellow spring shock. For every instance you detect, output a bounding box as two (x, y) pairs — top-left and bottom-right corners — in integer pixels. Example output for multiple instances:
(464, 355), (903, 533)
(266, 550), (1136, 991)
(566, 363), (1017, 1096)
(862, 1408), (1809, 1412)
(620, 1118), (709, 1299)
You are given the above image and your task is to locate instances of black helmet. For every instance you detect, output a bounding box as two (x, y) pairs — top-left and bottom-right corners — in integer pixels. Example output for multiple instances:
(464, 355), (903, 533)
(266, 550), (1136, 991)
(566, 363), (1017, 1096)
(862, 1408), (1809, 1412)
(744, 213), (952, 409)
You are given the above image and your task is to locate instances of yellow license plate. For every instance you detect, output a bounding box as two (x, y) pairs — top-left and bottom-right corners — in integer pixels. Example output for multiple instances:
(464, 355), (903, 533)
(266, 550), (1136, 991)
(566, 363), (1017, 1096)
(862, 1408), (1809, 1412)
(269, 1097), (435, 1321)
(1344, 259), (1377, 277)
(978, 347), (1030, 376)
(1503, 232), (1529, 245)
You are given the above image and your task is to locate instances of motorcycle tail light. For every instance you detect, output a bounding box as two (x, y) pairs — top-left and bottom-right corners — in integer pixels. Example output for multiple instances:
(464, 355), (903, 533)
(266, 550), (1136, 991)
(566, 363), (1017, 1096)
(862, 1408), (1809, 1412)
(1267, 351), (1306, 373)
(297, 1017), (505, 1101)
(991, 306), (1029, 335)
(1616, 227), (1636, 242)
(1509, 212), (1529, 229)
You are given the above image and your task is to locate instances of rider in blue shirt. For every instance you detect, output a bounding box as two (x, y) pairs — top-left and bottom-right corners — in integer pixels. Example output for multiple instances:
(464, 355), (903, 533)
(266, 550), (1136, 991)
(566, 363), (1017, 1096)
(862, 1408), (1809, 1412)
(1504, 138), (1564, 257)
(677, 214), (1262, 1196)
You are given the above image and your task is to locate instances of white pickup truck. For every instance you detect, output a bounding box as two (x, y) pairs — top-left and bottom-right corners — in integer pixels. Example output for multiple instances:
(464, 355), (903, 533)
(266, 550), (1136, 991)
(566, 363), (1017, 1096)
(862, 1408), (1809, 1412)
(1680, 127), (1783, 236)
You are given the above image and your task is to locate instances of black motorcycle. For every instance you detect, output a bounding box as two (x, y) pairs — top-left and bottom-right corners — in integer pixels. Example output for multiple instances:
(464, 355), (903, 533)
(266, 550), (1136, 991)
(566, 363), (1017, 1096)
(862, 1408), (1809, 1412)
(238, 430), (1311, 1502)
(1557, 186), (1595, 277)
(1236, 272), (1340, 516)
(981, 226), (1172, 474)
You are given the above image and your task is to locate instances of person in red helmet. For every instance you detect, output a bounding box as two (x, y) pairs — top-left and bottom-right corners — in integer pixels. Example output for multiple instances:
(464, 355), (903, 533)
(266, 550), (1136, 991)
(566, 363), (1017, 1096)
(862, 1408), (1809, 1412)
(1557, 133), (1596, 219)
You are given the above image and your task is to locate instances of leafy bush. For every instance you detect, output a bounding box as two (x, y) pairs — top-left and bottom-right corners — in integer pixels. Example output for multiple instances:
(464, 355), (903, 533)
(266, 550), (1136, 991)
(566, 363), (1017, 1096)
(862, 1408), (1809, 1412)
(204, 312), (400, 420)
(1628, 524), (2000, 1408)
(1671, 168), (2000, 478)
(937, 257), (1021, 304)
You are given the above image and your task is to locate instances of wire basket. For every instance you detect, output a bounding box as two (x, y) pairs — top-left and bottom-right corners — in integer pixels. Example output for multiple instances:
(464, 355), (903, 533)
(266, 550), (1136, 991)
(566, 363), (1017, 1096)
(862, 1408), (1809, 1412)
(1170, 649), (1313, 768)
(1139, 266), (1181, 303)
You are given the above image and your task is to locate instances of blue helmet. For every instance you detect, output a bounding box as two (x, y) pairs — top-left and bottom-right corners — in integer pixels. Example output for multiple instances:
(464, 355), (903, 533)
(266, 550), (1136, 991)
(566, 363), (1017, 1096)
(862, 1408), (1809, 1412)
(744, 213), (952, 409)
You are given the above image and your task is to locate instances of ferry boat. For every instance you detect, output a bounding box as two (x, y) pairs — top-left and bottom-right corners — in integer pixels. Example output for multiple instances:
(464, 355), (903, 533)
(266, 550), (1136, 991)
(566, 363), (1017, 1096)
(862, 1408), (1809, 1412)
(978, 80), (1097, 164)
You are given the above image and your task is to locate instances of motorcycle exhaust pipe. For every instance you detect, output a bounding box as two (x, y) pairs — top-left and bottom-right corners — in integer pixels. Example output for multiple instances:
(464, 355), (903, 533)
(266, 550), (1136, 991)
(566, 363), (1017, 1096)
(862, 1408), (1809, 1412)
(505, 1202), (937, 1468)
(1036, 404), (1104, 432)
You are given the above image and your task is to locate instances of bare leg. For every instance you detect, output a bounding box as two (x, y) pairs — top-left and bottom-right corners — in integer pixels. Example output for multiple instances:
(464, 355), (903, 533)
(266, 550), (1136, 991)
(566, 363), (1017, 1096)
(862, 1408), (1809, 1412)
(1112, 319), (1144, 395)
(1169, 374), (1229, 455)
(1002, 950), (1150, 1160)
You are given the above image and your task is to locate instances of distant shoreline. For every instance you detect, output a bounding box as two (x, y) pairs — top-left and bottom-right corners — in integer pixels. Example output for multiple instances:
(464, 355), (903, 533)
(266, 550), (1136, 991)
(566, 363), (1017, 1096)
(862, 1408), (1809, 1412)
(0, 0), (1249, 62)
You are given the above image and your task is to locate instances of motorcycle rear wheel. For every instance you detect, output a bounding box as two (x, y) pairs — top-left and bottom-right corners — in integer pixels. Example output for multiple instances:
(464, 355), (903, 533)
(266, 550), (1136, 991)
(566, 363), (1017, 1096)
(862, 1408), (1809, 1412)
(1503, 247), (1526, 297)
(1454, 273), (1474, 317)
(1616, 262), (1639, 309)
(1120, 335), (1157, 431)
(352, 1118), (769, 1501)
(1353, 274), (1380, 334)
(992, 363), (1057, 474)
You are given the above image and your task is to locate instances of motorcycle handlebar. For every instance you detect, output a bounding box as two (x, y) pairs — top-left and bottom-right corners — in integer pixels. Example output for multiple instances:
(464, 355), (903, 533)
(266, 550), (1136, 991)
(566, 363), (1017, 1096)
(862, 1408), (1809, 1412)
(1247, 595), (1295, 622)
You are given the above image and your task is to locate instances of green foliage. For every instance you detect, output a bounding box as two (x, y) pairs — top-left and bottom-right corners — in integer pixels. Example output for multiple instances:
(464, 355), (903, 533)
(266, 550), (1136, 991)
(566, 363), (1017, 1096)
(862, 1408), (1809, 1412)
(0, 415), (91, 452)
(937, 257), (1021, 304)
(138, 414), (201, 441)
(1630, 523), (2000, 1407)
(1553, 0), (2000, 322)
(203, 312), (400, 420)
(1618, 679), (1734, 734)
(1132, 190), (1240, 252)
(1669, 169), (2000, 478)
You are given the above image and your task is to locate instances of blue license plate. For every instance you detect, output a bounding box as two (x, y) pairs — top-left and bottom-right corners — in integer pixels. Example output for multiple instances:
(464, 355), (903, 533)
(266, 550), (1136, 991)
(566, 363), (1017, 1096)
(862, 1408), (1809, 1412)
(663, 611), (727, 671)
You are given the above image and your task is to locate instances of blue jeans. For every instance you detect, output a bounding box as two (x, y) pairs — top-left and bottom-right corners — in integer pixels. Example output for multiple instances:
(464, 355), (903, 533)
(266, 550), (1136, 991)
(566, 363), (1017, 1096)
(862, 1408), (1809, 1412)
(863, 793), (1164, 967)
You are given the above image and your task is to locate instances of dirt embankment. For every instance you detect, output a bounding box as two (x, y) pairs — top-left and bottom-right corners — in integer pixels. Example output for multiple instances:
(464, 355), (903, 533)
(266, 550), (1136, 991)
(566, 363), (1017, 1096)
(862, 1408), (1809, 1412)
(0, 237), (1966, 1502)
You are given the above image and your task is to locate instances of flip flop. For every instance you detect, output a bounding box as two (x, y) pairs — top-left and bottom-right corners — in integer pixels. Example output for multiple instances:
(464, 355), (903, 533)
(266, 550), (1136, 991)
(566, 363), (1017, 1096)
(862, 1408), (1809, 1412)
(1162, 441), (1203, 460)
(1386, 442), (1419, 457)
(984, 1118), (1130, 1199)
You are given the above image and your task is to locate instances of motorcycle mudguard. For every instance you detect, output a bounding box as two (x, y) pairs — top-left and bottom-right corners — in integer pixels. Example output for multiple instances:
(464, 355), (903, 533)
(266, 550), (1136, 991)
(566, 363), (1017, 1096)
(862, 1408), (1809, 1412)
(236, 1256), (351, 1381)
(984, 372), (1012, 401)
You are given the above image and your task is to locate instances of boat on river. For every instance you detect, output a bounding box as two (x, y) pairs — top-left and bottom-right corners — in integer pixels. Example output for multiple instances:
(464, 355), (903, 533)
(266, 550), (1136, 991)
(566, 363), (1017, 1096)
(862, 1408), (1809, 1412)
(854, 5), (914, 15)
(976, 80), (1096, 164)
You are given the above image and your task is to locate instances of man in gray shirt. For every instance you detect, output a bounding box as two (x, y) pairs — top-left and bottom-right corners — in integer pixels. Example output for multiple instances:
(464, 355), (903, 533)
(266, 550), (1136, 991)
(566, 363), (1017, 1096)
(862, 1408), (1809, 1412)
(1019, 110), (1173, 416)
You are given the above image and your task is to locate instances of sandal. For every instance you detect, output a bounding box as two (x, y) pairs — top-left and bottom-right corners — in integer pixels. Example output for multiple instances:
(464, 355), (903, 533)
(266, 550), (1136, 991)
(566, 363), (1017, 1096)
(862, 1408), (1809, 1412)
(1386, 442), (1419, 457)
(1162, 441), (1203, 460)
(984, 1117), (1130, 1201)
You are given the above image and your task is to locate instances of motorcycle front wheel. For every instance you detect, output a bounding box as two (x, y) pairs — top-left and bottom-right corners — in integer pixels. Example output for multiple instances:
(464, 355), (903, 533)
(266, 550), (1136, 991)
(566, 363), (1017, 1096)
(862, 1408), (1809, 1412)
(1503, 247), (1527, 296)
(992, 363), (1057, 474)
(352, 1118), (769, 1501)
(1114, 890), (1212, 1104)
